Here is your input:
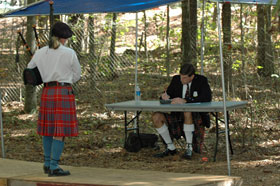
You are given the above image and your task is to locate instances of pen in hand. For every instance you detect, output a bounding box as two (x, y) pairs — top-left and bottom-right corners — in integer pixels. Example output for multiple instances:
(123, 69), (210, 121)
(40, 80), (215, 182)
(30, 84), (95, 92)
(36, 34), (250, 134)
(161, 91), (170, 100)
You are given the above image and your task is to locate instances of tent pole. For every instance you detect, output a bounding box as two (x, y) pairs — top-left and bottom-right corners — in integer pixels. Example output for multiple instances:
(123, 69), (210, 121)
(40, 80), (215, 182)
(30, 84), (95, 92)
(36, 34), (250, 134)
(135, 12), (139, 97)
(134, 13), (139, 131)
(200, 0), (205, 75)
(0, 91), (5, 158)
(217, 2), (231, 176)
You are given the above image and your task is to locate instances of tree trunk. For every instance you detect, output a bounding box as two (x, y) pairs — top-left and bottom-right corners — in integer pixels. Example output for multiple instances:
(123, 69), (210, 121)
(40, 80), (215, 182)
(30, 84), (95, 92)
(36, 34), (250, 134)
(257, 5), (274, 77)
(190, 0), (197, 66)
(257, 5), (265, 76)
(24, 0), (37, 113)
(181, 0), (191, 64)
(264, 6), (274, 76)
(109, 13), (118, 78)
(68, 14), (84, 57)
(222, 3), (232, 93)
(38, 16), (48, 46)
(166, 5), (170, 77)
(87, 14), (97, 87)
(143, 11), (148, 60)
(110, 13), (117, 59)
(240, 5), (248, 99)
(88, 14), (95, 57)
(181, 0), (197, 66)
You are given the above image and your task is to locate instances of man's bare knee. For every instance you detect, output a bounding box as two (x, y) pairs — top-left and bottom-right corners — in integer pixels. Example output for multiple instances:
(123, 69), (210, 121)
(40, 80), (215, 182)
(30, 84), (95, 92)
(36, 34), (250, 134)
(184, 112), (193, 124)
(152, 112), (161, 122)
(152, 112), (166, 128)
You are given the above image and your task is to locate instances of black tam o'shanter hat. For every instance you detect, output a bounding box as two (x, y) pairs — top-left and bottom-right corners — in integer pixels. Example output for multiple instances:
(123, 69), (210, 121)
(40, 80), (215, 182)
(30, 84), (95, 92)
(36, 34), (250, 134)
(51, 21), (73, 39)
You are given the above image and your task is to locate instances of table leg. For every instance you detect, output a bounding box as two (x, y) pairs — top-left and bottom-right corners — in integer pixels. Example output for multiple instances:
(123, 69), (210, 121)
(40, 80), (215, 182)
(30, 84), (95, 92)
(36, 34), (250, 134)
(136, 111), (142, 146)
(212, 111), (234, 162)
(214, 112), (219, 162)
(226, 112), (233, 155)
(123, 111), (142, 147)
(124, 111), (128, 148)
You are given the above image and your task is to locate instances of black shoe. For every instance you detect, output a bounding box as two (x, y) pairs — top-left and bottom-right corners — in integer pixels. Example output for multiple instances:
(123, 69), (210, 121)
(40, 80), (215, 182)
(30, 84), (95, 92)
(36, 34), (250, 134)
(48, 168), (70, 177)
(182, 144), (192, 160)
(43, 165), (50, 174)
(153, 149), (177, 158)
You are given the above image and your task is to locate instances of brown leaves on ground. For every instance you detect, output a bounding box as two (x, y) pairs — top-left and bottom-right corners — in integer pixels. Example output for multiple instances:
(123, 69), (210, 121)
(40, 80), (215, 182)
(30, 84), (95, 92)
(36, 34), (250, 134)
(1, 101), (280, 186)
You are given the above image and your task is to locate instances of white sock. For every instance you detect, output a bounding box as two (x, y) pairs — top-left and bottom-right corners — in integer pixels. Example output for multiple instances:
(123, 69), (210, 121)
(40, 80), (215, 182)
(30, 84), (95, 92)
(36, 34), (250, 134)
(156, 124), (176, 151)
(184, 124), (194, 149)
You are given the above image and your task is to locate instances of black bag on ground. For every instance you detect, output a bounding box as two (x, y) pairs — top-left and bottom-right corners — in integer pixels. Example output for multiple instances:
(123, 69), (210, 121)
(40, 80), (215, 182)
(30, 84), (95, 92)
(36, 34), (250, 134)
(23, 67), (43, 86)
(200, 112), (211, 128)
(124, 133), (158, 152)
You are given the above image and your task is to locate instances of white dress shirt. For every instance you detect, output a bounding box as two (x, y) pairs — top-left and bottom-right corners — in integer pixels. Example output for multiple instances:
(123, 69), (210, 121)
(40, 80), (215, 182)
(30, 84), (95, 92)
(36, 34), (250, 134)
(27, 45), (81, 84)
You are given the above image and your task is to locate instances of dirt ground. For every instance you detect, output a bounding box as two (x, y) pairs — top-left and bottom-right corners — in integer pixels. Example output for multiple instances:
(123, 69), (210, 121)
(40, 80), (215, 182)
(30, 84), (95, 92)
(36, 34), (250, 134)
(1, 100), (280, 186)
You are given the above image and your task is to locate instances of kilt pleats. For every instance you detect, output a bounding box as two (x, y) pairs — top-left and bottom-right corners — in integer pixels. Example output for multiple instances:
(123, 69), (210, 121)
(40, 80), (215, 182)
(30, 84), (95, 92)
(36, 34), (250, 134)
(164, 112), (205, 153)
(37, 86), (78, 137)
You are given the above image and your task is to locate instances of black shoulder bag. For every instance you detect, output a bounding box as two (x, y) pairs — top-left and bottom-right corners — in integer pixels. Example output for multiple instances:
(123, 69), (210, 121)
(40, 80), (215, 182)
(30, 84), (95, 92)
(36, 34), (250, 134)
(23, 67), (43, 86)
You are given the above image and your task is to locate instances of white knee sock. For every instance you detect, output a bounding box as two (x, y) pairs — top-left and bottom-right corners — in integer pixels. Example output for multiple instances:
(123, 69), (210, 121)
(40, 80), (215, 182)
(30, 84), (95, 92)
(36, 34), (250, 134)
(184, 124), (194, 149)
(156, 124), (176, 151)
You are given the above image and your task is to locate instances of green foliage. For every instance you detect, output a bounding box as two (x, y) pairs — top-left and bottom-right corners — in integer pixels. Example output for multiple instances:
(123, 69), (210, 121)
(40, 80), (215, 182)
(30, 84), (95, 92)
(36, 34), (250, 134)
(272, 0), (280, 16)
(102, 13), (119, 32)
(84, 130), (93, 135)
(150, 12), (166, 43)
(169, 27), (181, 43)
(232, 59), (242, 71)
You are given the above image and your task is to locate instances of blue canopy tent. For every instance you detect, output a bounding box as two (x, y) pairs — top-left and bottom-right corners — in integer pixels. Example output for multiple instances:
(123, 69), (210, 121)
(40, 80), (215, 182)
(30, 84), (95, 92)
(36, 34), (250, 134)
(3, 0), (181, 16)
(1, 0), (278, 176)
(211, 0), (277, 5)
(3, 0), (277, 17)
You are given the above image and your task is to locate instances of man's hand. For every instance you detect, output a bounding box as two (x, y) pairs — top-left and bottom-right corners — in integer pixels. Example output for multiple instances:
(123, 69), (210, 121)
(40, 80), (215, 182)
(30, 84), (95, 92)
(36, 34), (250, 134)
(161, 91), (170, 100)
(171, 97), (186, 104)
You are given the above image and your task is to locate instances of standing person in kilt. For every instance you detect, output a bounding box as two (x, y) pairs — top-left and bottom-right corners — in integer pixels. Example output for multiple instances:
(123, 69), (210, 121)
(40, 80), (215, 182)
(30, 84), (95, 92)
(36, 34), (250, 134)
(27, 21), (81, 177)
(152, 63), (211, 159)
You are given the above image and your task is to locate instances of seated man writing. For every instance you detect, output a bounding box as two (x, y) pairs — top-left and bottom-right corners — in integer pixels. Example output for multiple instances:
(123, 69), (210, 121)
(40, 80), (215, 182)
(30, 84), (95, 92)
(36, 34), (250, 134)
(152, 63), (212, 159)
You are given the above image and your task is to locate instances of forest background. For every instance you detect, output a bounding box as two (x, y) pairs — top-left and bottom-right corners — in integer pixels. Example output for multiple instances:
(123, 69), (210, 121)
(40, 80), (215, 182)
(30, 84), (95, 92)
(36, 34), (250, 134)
(0, 0), (280, 185)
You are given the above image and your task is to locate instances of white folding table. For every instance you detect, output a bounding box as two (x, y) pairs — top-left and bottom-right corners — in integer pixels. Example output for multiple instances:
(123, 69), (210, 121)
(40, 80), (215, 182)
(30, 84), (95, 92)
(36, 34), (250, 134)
(105, 100), (248, 161)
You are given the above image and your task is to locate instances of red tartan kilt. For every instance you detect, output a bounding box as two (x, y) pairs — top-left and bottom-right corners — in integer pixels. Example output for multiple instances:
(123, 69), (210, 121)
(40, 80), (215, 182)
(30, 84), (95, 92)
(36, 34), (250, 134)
(37, 86), (78, 137)
(164, 112), (205, 153)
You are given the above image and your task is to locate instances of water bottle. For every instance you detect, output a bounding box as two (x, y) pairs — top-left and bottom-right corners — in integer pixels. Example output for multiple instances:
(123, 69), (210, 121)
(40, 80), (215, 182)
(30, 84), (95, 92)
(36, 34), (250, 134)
(135, 85), (141, 102)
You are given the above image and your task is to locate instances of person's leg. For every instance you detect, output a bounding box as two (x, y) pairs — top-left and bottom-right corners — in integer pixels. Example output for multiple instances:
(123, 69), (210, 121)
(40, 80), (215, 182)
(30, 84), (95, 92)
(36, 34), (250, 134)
(152, 112), (176, 157)
(49, 136), (70, 176)
(183, 112), (194, 159)
(42, 136), (53, 173)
